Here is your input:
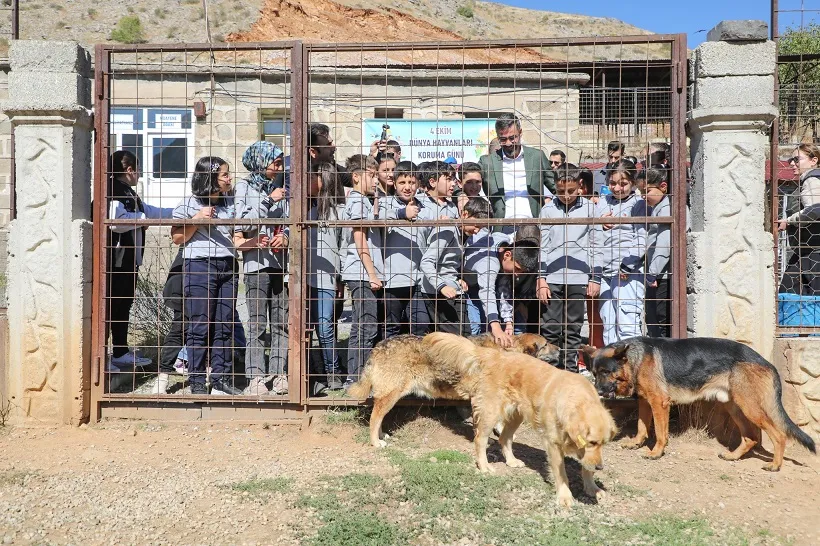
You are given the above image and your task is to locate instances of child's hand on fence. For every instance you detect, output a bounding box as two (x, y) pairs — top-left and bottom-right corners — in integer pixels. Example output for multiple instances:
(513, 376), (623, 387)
(194, 206), (215, 219)
(778, 220), (788, 231)
(602, 211), (614, 230)
(440, 286), (458, 299)
(270, 233), (288, 249)
(405, 201), (420, 220)
(586, 281), (600, 297)
(257, 234), (271, 248)
(269, 188), (286, 202)
(536, 278), (551, 303)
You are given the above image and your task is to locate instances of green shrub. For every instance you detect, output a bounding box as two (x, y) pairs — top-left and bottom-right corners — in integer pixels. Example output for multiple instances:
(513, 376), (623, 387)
(456, 6), (474, 18)
(110, 16), (145, 44)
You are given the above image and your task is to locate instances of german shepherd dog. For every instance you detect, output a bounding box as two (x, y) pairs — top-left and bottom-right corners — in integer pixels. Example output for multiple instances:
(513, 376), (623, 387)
(347, 333), (559, 448)
(583, 337), (816, 471)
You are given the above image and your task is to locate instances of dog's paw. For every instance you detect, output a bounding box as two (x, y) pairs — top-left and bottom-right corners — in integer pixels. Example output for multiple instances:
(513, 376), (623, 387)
(718, 450), (738, 461)
(372, 439), (388, 448)
(641, 448), (663, 460)
(380, 432), (391, 441)
(620, 438), (645, 450)
(762, 462), (781, 472)
(477, 464), (496, 474)
(505, 457), (525, 469)
(584, 485), (605, 501)
(556, 493), (575, 509)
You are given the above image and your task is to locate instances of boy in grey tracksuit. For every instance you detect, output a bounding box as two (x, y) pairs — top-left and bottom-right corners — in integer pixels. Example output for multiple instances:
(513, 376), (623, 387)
(380, 161), (429, 336)
(420, 197), (488, 335)
(643, 168), (672, 337)
(537, 164), (602, 372)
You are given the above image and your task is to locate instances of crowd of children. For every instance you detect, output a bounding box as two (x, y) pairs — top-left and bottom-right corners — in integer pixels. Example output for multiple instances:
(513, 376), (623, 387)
(106, 125), (676, 396)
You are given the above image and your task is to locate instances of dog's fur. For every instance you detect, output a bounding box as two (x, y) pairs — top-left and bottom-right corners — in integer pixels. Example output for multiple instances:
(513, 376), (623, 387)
(347, 333), (559, 448)
(422, 333), (618, 507)
(583, 337), (816, 471)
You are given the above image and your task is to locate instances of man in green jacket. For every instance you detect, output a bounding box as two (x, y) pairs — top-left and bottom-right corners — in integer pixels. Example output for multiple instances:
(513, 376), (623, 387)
(479, 113), (556, 231)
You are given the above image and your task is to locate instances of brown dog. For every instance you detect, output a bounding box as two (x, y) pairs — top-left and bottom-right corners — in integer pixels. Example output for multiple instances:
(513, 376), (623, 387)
(422, 333), (618, 508)
(347, 333), (559, 448)
(583, 338), (816, 471)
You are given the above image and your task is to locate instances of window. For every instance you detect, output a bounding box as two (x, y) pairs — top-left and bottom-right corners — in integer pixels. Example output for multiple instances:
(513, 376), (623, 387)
(110, 107), (195, 208)
(374, 107), (404, 119)
(260, 109), (291, 150)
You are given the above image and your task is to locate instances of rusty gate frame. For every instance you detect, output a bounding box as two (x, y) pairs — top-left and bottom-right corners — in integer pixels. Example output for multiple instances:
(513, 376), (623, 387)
(90, 34), (688, 422)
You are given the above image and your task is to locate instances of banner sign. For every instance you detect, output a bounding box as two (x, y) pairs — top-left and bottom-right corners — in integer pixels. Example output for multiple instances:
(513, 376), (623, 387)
(362, 119), (497, 164)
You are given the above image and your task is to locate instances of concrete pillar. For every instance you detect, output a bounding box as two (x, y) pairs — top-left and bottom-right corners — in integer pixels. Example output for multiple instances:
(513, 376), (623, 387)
(1, 41), (92, 424)
(687, 21), (778, 359)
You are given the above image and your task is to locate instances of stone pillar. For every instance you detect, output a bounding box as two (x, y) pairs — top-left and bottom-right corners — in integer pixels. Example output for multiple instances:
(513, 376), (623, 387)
(1, 41), (92, 424)
(688, 21), (778, 359)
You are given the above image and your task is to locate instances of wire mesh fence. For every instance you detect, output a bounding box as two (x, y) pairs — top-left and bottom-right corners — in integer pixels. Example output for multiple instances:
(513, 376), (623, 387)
(773, 0), (820, 335)
(93, 36), (687, 413)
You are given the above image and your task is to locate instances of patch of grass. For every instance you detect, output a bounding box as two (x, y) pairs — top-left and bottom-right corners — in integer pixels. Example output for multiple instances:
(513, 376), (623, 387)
(110, 16), (146, 44)
(613, 482), (648, 497)
(49, 3), (63, 10)
(719, 473), (732, 481)
(323, 408), (364, 426)
(339, 473), (383, 490)
(183, 0), (199, 3)
(230, 476), (292, 494)
(482, 514), (744, 546)
(154, 8), (166, 19)
(310, 510), (407, 546)
(87, 8), (97, 19)
(296, 491), (343, 512)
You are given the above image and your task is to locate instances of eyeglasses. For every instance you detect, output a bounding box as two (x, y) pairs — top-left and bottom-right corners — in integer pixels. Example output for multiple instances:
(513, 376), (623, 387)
(789, 156), (799, 165)
(550, 160), (562, 165)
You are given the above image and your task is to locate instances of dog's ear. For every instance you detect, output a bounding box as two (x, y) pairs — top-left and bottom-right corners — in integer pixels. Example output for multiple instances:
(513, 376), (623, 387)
(612, 343), (630, 359)
(580, 345), (598, 358)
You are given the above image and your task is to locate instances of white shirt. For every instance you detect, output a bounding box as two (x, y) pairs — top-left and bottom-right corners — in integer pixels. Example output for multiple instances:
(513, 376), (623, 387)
(501, 148), (532, 218)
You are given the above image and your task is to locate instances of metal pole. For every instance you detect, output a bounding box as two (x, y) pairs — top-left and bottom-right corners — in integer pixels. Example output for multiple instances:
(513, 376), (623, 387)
(11, 0), (19, 40)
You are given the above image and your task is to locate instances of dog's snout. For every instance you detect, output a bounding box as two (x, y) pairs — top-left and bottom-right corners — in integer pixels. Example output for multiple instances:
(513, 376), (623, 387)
(595, 463), (604, 471)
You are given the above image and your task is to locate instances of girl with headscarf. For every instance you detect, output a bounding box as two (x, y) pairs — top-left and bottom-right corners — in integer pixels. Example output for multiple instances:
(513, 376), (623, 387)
(233, 141), (290, 396)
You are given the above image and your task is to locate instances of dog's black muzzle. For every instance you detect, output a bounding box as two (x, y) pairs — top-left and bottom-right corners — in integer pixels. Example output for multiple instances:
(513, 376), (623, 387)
(597, 383), (617, 399)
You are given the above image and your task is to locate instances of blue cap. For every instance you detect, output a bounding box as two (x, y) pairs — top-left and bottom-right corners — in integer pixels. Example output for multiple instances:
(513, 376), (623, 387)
(444, 157), (458, 164)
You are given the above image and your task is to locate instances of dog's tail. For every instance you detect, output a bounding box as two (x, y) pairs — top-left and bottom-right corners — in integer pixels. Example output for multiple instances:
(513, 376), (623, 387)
(742, 359), (816, 454)
(346, 366), (373, 399)
(767, 367), (816, 454)
(422, 332), (480, 372)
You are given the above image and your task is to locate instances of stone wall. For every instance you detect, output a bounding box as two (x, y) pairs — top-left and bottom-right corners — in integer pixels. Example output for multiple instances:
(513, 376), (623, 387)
(774, 338), (820, 441)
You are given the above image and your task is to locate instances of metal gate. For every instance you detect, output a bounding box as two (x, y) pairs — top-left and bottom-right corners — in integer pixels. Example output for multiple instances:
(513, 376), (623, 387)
(91, 35), (688, 421)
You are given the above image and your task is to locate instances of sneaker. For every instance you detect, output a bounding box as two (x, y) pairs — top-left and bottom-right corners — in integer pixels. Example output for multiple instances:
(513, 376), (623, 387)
(190, 383), (208, 395)
(148, 373), (169, 395)
(173, 358), (188, 375)
(270, 375), (289, 395)
(327, 376), (345, 390)
(243, 377), (270, 396)
(211, 377), (242, 396)
(311, 381), (328, 397)
(110, 351), (152, 369)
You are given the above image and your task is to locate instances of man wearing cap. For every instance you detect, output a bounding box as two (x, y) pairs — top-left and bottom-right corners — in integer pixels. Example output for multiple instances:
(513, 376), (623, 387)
(479, 113), (556, 232)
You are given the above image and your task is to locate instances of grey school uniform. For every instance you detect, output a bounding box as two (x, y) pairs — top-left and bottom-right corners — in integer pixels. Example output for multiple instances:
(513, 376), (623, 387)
(341, 191), (385, 282)
(420, 226), (469, 335)
(306, 203), (345, 290)
(645, 195), (671, 283)
(234, 179), (289, 273)
(539, 196), (602, 286)
(234, 179), (291, 380)
(416, 194), (459, 254)
(539, 196), (601, 371)
(594, 192), (648, 345)
(380, 195), (426, 289)
(463, 228), (506, 326)
(172, 195), (237, 259)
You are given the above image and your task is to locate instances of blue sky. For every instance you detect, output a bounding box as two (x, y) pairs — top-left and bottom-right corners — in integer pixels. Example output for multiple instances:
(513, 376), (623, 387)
(496, 0), (780, 47)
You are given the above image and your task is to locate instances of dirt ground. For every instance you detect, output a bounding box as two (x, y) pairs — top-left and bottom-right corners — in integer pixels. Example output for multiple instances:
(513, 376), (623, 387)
(0, 409), (818, 546)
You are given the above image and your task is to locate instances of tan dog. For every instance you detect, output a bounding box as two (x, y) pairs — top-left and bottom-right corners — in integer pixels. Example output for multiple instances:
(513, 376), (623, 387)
(347, 333), (559, 448)
(423, 332), (618, 508)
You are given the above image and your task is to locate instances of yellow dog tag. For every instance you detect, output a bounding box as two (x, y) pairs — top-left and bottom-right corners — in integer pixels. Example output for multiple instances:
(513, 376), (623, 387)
(576, 435), (587, 448)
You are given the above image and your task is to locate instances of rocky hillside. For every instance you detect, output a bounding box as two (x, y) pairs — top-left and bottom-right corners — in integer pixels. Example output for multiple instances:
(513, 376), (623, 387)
(0, 0), (658, 60)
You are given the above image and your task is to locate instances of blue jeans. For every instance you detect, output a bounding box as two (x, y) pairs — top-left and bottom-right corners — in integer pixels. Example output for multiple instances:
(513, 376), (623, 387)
(183, 257), (238, 386)
(384, 286), (429, 337)
(466, 284), (484, 335)
(310, 286), (340, 375)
